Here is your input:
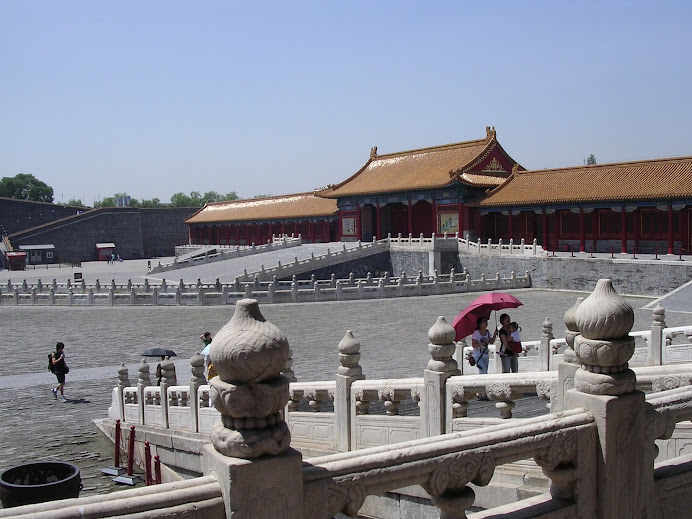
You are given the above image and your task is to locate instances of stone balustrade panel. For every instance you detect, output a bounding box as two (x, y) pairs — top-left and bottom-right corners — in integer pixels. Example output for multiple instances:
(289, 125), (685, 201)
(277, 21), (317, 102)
(167, 385), (192, 431)
(123, 386), (140, 424)
(143, 387), (163, 426)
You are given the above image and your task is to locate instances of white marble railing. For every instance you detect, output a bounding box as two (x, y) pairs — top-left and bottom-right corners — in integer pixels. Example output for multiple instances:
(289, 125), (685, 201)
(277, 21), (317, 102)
(153, 235), (303, 273)
(388, 232), (546, 256)
(0, 269), (532, 306)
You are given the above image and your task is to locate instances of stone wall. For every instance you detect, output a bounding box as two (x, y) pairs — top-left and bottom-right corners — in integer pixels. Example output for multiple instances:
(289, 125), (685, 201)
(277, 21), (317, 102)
(0, 197), (83, 236)
(390, 250), (462, 277)
(457, 253), (692, 296)
(8, 207), (197, 261)
(140, 208), (197, 256)
(292, 251), (392, 280)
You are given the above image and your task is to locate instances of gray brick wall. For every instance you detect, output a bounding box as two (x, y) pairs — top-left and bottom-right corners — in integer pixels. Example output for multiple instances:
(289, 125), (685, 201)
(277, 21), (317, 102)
(0, 198), (83, 236)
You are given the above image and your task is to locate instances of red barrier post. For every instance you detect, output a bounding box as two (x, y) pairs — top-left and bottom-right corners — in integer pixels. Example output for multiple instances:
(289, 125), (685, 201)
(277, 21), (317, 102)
(154, 455), (162, 484)
(114, 419), (121, 468)
(127, 425), (136, 476)
(144, 441), (152, 485)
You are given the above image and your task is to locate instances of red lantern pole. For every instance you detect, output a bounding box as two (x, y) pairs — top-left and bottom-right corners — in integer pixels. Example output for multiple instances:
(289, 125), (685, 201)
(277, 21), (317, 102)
(154, 455), (162, 484)
(114, 419), (121, 468)
(144, 441), (152, 485)
(127, 425), (136, 476)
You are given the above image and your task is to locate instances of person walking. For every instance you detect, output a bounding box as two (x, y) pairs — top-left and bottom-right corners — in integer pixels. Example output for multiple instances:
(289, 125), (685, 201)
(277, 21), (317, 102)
(50, 342), (69, 403)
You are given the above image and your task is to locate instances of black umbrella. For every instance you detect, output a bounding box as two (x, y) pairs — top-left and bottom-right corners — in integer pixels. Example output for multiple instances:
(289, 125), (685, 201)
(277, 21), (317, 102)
(141, 348), (177, 358)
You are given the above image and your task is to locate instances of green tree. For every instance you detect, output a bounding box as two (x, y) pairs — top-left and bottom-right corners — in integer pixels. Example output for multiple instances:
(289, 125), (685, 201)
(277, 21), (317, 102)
(0, 173), (54, 202)
(586, 154), (597, 165)
(66, 198), (87, 207)
(140, 198), (161, 208)
(253, 193), (272, 199)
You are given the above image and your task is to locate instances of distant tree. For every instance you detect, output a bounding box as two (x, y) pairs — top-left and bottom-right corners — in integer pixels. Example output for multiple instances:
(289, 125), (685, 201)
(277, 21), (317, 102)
(586, 154), (597, 165)
(0, 173), (54, 202)
(170, 190), (239, 207)
(140, 198), (161, 208)
(66, 198), (86, 207)
(253, 193), (272, 199)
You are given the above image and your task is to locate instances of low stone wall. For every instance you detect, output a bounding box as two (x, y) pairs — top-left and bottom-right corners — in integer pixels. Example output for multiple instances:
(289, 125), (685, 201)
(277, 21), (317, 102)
(458, 253), (692, 296)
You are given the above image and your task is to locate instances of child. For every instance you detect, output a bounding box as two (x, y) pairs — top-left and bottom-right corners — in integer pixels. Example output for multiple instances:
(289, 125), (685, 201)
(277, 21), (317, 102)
(509, 322), (522, 353)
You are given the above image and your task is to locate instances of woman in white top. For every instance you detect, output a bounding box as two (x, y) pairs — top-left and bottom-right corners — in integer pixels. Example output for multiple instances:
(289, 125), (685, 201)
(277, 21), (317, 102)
(471, 316), (496, 374)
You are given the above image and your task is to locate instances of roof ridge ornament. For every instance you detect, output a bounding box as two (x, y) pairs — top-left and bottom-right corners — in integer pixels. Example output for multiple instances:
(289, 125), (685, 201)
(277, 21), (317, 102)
(485, 126), (496, 141)
(512, 163), (520, 175)
(370, 146), (378, 159)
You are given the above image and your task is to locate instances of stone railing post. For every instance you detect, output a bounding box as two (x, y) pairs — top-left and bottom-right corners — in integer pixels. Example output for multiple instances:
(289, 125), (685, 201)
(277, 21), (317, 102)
(137, 359), (151, 424)
(540, 318), (553, 371)
(201, 299), (303, 519)
(117, 364), (130, 423)
(160, 358), (176, 428)
(564, 279), (652, 519)
(421, 316), (460, 437)
(335, 331), (364, 452)
(554, 297), (583, 412)
(190, 352), (206, 433)
(648, 304), (666, 366)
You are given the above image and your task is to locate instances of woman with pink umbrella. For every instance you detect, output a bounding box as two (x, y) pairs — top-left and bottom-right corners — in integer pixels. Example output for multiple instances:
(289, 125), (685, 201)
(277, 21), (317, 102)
(470, 316), (496, 374)
(452, 292), (523, 374)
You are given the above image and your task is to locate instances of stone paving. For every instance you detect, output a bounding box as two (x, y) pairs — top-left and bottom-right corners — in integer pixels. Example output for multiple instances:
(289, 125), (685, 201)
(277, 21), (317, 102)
(1, 287), (690, 504)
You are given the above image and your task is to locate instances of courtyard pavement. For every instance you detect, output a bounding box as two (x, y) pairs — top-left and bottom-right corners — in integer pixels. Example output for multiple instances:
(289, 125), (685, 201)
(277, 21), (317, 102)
(1, 287), (690, 501)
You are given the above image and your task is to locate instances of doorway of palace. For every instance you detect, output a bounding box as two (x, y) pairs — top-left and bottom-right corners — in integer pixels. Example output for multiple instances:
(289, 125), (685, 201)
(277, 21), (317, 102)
(380, 202), (408, 238)
(412, 200), (433, 237)
(360, 205), (376, 241)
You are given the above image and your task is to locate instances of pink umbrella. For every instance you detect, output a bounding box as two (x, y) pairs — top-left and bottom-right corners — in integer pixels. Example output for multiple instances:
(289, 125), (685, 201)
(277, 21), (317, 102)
(452, 292), (523, 341)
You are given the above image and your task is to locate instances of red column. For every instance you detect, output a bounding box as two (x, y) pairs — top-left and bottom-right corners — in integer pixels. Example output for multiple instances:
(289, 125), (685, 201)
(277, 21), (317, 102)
(579, 208), (585, 252)
(246, 224), (250, 245)
(336, 212), (342, 241)
(376, 202), (381, 240)
(542, 209), (548, 250)
(621, 207), (627, 254)
(235, 225), (240, 245)
(356, 209), (362, 240)
(668, 204), (674, 254)
(309, 221), (314, 243)
(508, 209), (513, 240)
(592, 211), (598, 252)
(431, 200), (437, 236)
(407, 200), (413, 236)
(295, 221), (299, 237)
(458, 204), (464, 238)
(633, 209), (640, 253)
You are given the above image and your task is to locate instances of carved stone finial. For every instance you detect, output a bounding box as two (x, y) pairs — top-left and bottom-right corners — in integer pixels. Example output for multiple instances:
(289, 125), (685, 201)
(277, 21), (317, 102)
(653, 304), (666, 325)
(209, 299), (291, 458)
(117, 363), (130, 387)
(281, 346), (297, 382)
(337, 330), (363, 378)
(427, 316), (458, 373)
(138, 359), (151, 386)
(542, 318), (554, 339)
(370, 146), (377, 159)
(190, 352), (206, 385)
(573, 279), (636, 395)
(564, 297), (584, 363)
(160, 358), (177, 385)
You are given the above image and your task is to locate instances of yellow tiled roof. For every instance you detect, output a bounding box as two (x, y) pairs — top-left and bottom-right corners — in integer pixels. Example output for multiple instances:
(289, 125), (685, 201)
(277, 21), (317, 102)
(321, 128), (518, 197)
(185, 193), (338, 224)
(476, 156), (692, 207)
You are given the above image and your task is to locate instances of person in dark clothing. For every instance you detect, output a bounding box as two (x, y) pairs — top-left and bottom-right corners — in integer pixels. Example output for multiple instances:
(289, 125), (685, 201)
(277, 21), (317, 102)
(497, 313), (519, 373)
(51, 342), (69, 402)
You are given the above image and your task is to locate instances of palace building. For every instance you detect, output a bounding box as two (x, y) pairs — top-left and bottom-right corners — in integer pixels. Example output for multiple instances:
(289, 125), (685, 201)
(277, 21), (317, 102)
(186, 127), (692, 254)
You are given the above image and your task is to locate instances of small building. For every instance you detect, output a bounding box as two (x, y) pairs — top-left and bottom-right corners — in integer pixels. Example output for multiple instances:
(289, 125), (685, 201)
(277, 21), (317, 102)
(17, 244), (56, 265)
(6, 251), (27, 271)
(473, 156), (692, 254)
(96, 243), (116, 261)
(320, 127), (521, 241)
(186, 193), (339, 245)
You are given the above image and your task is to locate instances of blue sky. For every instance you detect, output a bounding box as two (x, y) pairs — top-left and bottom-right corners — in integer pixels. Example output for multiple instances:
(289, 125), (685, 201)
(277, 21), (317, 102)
(2, 1), (691, 204)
